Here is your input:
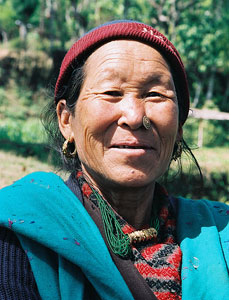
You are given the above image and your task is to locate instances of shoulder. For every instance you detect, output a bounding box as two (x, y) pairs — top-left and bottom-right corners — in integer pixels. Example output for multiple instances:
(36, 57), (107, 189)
(176, 197), (229, 239)
(0, 171), (71, 218)
(0, 171), (74, 206)
(0, 171), (89, 236)
(0, 171), (65, 201)
(1, 171), (64, 193)
(0, 171), (100, 250)
(177, 197), (228, 223)
(176, 198), (229, 298)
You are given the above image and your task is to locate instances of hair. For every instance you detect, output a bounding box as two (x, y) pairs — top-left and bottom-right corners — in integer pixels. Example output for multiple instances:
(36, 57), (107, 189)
(42, 63), (85, 172)
(42, 59), (202, 183)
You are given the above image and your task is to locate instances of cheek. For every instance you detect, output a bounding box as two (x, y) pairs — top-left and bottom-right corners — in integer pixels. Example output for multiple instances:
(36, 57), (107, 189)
(150, 103), (179, 135)
(150, 103), (179, 156)
(161, 116), (178, 138)
(77, 99), (116, 133)
(72, 103), (113, 162)
(73, 117), (96, 160)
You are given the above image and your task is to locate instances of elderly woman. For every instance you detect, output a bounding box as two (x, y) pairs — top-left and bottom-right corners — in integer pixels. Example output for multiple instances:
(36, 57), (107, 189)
(0, 21), (228, 300)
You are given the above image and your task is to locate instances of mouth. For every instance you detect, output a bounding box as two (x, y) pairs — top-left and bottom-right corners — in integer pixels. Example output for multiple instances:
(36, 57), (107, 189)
(112, 145), (152, 150)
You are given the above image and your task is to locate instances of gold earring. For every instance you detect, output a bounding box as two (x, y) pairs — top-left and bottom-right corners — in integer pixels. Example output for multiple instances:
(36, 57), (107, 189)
(62, 138), (77, 158)
(172, 141), (182, 161)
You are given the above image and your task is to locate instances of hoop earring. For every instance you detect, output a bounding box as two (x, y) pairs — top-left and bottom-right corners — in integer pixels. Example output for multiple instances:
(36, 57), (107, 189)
(62, 138), (77, 158)
(172, 141), (182, 161)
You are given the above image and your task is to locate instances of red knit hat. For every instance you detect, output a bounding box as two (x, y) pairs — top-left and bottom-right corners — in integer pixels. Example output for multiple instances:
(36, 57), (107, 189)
(55, 20), (189, 124)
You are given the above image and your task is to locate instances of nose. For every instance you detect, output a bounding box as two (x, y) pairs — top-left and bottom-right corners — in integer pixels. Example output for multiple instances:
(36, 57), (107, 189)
(117, 95), (145, 130)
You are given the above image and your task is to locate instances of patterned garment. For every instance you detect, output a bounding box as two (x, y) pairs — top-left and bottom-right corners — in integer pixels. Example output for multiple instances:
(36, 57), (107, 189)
(76, 171), (182, 300)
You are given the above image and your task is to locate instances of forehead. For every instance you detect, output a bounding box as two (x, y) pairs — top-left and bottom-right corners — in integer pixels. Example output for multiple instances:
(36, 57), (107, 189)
(84, 40), (173, 85)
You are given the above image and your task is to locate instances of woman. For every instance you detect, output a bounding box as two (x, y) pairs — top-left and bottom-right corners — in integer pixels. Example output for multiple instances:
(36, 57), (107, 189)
(0, 20), (228, 300)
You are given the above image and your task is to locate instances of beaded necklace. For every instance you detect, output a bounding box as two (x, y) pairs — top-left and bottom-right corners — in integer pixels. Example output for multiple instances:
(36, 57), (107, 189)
(75, 171), (182, 299)
(90, 186), (160, 258)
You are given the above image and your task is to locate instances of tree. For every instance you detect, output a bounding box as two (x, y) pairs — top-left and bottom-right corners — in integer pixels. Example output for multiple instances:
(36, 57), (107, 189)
(0, 0), (17, 41)
(11, 0), (39, 41)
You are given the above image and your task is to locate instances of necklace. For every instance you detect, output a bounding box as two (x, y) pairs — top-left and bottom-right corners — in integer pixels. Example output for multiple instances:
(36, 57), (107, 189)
(91, 186), (160, 258)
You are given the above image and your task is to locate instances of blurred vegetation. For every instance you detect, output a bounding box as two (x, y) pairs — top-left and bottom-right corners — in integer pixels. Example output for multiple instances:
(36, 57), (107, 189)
(0, 0), (228, 201)
(164, 148), (229, 203)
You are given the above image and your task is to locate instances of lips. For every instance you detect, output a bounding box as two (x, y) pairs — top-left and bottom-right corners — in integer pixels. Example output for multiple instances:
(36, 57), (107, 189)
(109, 139), (154, 150)
(112, 145), (152, 149)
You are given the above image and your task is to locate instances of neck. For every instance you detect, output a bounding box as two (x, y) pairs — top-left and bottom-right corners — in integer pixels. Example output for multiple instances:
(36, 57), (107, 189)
(101, 184), (156, 230)
(81, 167), (156, 230)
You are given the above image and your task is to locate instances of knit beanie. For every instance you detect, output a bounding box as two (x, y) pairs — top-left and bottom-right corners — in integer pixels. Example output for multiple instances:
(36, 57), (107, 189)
(55, 20), (189, 124)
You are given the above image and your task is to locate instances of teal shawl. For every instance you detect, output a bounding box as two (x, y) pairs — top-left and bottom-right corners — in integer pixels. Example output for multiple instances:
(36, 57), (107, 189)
(0, 172), (228, 299)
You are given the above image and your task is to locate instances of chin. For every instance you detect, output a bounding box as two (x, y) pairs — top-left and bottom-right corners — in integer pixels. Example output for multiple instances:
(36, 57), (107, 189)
(82, 163), (159, 190)
(104, 169), (158, 189)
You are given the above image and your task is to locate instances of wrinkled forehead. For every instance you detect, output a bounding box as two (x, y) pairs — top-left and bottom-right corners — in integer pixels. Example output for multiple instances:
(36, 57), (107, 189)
(83, 40), (175, 91)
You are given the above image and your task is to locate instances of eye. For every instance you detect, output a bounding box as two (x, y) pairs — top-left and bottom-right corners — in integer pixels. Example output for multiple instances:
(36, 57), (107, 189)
(103, 91), (122, 96)
(146, 91), (164, 98)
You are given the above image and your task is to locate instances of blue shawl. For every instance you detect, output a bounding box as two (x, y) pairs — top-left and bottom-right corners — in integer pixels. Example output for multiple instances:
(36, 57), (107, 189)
(0, 172), (228, 299)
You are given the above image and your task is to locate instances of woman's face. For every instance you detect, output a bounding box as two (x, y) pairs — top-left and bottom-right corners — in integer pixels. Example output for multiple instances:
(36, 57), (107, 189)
(69, 40), (180, 188)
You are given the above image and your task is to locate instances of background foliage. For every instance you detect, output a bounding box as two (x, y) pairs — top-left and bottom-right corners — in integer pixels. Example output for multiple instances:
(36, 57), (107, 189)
(1, 0), (229, 112)
(0, 0), (228, 201)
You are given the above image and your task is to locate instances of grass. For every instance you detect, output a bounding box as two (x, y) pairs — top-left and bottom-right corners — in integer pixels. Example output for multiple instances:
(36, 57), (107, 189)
(0, 150), (68, 189)
(0, 150), (52, 189)
(193, 147), (229, 172)
(167, 147), (229, 203)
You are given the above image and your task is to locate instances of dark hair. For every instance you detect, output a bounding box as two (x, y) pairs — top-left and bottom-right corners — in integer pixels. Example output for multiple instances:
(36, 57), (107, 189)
(42, 60), (202, 183)
(42, 64), (85, 172)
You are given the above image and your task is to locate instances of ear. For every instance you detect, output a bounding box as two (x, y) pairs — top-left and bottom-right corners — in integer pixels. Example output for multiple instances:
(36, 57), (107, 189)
(176, 124), (183, 142)
(56, 100), (74, 141)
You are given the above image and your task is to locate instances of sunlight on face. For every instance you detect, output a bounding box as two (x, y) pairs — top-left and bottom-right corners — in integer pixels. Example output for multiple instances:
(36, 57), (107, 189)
(70, 40), (179, 189)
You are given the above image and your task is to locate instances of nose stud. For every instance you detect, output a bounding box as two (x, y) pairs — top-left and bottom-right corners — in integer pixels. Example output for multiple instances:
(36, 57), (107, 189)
(143, 116), (151, 130)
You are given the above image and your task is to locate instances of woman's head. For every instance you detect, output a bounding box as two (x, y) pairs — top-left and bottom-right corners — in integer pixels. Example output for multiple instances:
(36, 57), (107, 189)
(57, 40), (181, 188)
(43, 20), (192, 186)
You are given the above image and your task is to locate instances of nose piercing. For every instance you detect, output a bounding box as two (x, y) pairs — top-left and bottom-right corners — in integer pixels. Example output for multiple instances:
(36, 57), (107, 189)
(143, 116), (151, 130)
